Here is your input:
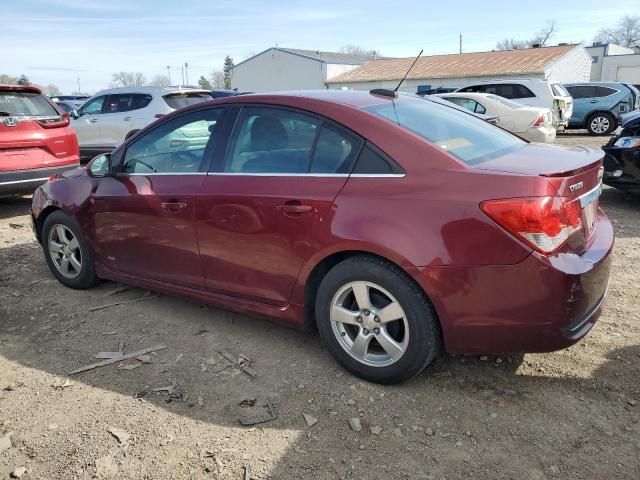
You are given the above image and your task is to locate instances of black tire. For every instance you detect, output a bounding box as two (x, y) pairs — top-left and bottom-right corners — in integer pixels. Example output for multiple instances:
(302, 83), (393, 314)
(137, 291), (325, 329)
(586, 112), (615, 136)
(125, 129), (140, 140)
(315, 255), (440, 384)
(42, 210), (99, 289)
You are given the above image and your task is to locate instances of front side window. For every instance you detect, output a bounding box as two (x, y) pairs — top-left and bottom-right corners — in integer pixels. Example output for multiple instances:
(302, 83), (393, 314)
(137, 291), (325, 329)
(81, 96), (106, 115)
(224, 107), (319, 173)
(122, 108), (223, 174)
(0, 91), (58, 116)
(365, 97), (525, 165)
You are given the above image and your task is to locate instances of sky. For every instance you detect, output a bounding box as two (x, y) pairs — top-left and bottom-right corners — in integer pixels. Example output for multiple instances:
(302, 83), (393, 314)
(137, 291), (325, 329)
(3, 0), (637, 94)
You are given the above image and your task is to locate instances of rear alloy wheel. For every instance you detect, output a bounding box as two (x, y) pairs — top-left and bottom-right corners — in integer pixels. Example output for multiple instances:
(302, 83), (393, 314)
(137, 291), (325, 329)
(587, 112), (615, 136)
(42, 210), (99, 289)
(316, 256), (440, 384)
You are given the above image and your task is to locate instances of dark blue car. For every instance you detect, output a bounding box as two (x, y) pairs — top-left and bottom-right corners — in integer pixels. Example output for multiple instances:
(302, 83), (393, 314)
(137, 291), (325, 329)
(563, 82), (640, 135)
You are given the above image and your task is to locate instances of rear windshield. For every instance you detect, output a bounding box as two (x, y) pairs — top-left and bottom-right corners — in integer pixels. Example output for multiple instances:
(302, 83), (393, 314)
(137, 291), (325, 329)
(551, 84), (570, 97)
(163, 92), (212, 110)
(0, 91), (58, 116)
(364, 97), (524, 165)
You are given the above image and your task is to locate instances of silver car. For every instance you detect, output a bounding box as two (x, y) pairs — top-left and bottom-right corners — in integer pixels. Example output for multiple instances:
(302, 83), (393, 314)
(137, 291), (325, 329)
(70, 86), (212, 161)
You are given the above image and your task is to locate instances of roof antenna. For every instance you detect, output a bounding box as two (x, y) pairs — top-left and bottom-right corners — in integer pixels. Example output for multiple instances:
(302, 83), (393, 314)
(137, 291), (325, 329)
(370, 49), (423, 99)
(394, 49), (423, 92)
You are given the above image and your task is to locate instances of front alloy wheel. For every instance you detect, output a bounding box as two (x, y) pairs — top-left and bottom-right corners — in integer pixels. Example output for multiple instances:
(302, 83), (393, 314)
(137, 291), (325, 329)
(48, 224), (82, 278)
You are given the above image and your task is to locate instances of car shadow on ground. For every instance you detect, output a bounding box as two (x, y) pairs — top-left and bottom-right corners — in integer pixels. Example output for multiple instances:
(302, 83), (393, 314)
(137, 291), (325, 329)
(0, 196), (32, 221)
(1, 235), (639, 478)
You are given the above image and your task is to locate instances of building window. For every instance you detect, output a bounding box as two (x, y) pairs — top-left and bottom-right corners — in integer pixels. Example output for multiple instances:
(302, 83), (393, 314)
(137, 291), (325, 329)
(591, 56), (599, 64)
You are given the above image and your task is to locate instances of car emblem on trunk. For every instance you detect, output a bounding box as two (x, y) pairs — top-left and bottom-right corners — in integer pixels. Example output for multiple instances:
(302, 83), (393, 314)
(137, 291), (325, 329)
(569, 181), (584, 192)
(3, 117), (18, 127)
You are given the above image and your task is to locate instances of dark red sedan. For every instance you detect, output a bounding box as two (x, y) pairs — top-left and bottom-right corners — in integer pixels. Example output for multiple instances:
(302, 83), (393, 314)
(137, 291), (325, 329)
(31, 90), (613, 384)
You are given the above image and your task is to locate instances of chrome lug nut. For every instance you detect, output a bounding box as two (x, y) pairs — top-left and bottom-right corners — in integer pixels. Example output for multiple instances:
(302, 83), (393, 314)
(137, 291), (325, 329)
(357, 317), (363, 323)
(364, 310), (370, 315)
(374, 316), (380, 323)
(374, 328), (380, 334)
(363, 328), (369, 335)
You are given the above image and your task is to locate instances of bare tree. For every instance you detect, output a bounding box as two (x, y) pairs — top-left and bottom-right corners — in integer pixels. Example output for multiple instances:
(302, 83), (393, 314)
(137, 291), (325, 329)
(496, 20), (557, 50)
(110, 72), (147, 88)
(339, 44), (379, 57)
(210, 70), (225, 89)
(595, 15), (640, 48)
(0, 74), (18, 85)
(149, 75), (170, 87)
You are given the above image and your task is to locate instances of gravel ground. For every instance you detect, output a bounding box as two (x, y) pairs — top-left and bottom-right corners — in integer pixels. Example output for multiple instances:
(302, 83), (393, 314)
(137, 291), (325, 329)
(1, 132), (639, 479)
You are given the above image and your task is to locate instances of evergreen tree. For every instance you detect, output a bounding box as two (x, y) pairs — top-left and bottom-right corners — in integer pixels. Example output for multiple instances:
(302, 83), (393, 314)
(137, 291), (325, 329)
(223, 56), (234, 89)
(17, 74), (31, 86)
(198, 75), (212, 90)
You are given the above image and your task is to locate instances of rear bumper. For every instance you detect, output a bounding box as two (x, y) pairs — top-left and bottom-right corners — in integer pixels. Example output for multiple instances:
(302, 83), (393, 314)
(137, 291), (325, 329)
(521, 126), (556, 143)
(412, 210), (614, 354)
(0, 164), (78, 195)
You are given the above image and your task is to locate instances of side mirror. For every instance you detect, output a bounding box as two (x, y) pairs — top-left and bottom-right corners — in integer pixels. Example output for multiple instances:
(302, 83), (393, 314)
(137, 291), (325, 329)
(70, 109), (79, 119)
(87, 153), (111, 177)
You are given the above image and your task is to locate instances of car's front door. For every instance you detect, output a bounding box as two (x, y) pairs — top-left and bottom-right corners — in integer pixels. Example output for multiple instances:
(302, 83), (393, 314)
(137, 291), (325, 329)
(71, 95), (106, 147)
(195, 106), (364, 306)
(91, 107), (227, 288)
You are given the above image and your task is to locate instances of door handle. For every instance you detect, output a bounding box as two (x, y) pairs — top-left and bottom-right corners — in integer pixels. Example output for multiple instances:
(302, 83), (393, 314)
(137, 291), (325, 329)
(161, 202), (187, 213)
(124, 116), (131, 121)
(589, 99), (598, 103)
(278, 202), (313, 216)
(89, 118), (98, 123)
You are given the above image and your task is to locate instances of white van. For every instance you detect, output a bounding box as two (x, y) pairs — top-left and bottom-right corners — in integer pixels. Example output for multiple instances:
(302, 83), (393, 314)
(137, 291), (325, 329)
(456, 79), (573, 129)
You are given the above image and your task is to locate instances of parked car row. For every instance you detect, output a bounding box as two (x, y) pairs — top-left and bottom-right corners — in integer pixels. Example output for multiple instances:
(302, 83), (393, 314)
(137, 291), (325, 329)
(426, 79), (640, 137)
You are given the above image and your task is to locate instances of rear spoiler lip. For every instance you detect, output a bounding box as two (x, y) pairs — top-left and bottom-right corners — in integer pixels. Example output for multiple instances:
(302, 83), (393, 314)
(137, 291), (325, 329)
(541, 146), (603, 178)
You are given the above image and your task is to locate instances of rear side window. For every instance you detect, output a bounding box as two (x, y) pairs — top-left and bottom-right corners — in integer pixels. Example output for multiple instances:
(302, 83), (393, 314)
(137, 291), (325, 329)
(595, 86), (618, 97)
(443, 97), (486, 114)
(311, 125), (363, 174)
(566, 85), (597, 99)
(352, 144), (402, 174)
(0, 91), (58, 116)
(225, 107), (319, 173)
(164, 92), (212, 109)
(365, 97), (525, 165)
(459, 84), (534, 99)
(104, 94), (152, 113)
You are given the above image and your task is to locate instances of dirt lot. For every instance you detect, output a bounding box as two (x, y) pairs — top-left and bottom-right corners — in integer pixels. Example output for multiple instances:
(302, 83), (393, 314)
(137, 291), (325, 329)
(1, 132), (639, 480)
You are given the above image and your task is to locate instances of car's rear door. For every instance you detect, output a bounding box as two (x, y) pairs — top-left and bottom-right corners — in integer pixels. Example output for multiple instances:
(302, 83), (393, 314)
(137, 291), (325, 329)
(195, 105), (363, 306)
(91, 106), (228, 288)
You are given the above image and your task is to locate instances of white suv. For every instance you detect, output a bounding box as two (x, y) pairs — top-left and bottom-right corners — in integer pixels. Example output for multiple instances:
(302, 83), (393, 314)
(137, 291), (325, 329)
(70, 87), (212, 161)
(456, 79), (573, 129)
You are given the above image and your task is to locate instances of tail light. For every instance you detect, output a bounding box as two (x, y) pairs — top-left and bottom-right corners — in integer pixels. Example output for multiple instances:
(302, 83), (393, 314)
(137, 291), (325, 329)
(481, 196), (582, 254)
(531, 115), (544, 128)
(37, 113), (70, 129)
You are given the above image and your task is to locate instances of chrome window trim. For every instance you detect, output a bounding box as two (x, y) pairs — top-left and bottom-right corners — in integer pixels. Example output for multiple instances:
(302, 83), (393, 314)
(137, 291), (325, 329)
(206, 172), (405, 178)
(117, 172), (207, 176)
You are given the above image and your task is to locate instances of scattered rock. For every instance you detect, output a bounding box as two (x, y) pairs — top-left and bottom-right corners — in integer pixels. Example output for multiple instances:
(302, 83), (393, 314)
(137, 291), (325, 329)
(628, 399), (637, 406)
(391, 428), (403, 438)
(52, 379), (73, 390)
(96, 455), (119, 478)
(10, 467), (26, 478)
(348, 418), (362, 432)
(197, 396), (204, 408)
(370, 426), (382, 435)
(425, 428), (435, 436)
(0, 431), (13, 455)
(48, 424), (58, 430)
(107, 427), (131, 444)
(346, 399), (356, 406)
(479, 355), (489, 361)
(549, 465), (560, 474)
(303, 413), (318, 427)
(297, 384), (305, 390)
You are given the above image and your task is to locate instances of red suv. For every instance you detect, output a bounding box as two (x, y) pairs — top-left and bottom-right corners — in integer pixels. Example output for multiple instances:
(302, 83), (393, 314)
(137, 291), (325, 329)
(0, 85), (79, 196)
(31, 91), (613, 384)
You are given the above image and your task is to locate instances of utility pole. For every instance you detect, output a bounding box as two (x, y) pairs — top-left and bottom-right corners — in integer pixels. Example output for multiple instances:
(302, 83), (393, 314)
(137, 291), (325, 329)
(181, 65), (185, 86)
(166, 65), (171, 85)
(459, 33), (462, 54)
(77, 76), (81, 94)
(184, 62), (189, 86)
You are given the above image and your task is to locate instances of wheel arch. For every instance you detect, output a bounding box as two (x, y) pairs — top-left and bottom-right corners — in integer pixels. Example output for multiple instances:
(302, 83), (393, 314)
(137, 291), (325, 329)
(300, 249), (444, 344)
(586, 110), (617, 124)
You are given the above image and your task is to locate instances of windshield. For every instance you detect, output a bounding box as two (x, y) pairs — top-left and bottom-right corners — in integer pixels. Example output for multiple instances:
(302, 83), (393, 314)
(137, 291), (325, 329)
(163, 92), (212, 110)
(551, 83), (571, 97)
(0, 91), (58, 116)
(486, 94), (523, 109)
(364, 97), (525, 165)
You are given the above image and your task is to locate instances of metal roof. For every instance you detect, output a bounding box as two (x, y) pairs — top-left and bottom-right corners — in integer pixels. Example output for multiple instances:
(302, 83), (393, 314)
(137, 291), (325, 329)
(326, 45), (578, 83)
